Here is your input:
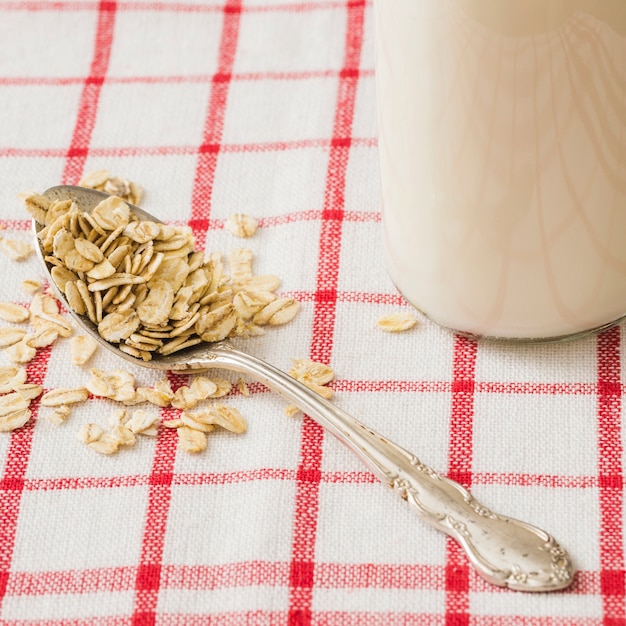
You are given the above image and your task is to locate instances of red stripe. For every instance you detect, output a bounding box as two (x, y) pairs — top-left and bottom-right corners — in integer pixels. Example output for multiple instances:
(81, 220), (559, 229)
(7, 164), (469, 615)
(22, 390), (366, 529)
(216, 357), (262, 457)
(0, 0), (356, 14)
(9, 467), (603, 494)
(0, 136), (377, 159)
(130, 404), (179, 624)
(445, 336), (478, 626)
(596, 327), (626, 626)
(189, 0), (242, 250)
(0, 613), (603, 626)
(2, 207), (380, 234)
(60, 0), (117, 185)
(0, 561), (600, 599)
(0, 347), (53, 611)
(287, 3), (366, 625)
(129, 1), (243, 619)
(0, 67), (374, 87)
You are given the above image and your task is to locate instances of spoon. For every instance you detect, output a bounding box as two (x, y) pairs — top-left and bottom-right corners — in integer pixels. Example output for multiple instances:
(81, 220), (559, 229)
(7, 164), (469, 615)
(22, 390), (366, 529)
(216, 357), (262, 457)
(34, 185), (574, 592)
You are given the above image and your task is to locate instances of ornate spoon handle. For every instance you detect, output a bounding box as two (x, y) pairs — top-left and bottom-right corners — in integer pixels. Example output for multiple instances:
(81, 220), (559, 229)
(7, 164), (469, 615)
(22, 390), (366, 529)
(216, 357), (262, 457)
(191, 343), (574, 592)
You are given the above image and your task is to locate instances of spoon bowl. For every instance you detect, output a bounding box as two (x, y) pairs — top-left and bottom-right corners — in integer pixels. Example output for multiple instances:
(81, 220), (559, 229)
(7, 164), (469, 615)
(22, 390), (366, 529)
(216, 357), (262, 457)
(33, 185), (575, 592)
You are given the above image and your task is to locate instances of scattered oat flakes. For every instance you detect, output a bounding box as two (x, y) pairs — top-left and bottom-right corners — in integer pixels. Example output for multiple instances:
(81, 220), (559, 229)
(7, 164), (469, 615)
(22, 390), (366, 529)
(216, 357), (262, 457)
(78, 169), (143, 206)
(180, 410), (216, 433)
(87, 433), (121, 455)
(208, 378), (232, 398)
(0, 327), (28, 347)
(0, 366), (27, 393)
(22, 279), (42, 294)
(376, 312), (418, 333)
(125, 409), (160, 436)
(177, 425), (208, 453)
(14, 383), (43, 401)
(285, 404), (301, 418)
(0, 302), (30, 323)
(285, 358), (335, 415)
(0, 408), (31, 432)
(0, 238), (33, 261)
(237, 377), (250, 397)
(47, 405), (71, 425)
(0, 389), (32, 432)
(110, 423), (136, 447)
(27, 328), (59, 348)
(4, 339), (37, 363)
(40, 387), (89, 407)
(224, 213), (258, 238)
(162, 418), (184, 429)
(78, 422), (104, 443)
(70, 335), (98, 366)
(136, 379), (174, 407)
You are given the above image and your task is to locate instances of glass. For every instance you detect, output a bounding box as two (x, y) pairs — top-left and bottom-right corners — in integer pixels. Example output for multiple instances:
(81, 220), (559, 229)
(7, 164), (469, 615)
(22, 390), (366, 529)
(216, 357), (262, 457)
(373, 0), (626, 340)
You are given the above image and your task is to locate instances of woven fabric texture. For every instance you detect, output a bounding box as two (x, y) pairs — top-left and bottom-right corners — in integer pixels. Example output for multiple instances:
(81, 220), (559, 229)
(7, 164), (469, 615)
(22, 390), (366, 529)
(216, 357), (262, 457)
(0, 1), (623, 624)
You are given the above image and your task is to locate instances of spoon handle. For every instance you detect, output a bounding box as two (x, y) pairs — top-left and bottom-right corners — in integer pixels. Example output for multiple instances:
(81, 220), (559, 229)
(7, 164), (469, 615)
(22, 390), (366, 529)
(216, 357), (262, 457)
(198, 343), (574, 592)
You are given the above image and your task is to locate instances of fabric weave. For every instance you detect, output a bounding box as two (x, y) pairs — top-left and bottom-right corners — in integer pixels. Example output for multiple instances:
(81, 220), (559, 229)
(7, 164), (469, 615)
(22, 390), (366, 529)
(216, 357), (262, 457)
(0, 1), (623, 624)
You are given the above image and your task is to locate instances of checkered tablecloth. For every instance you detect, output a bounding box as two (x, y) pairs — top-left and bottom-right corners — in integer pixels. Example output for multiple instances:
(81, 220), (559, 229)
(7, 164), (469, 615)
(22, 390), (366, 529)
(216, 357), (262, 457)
(0, 1), (624, 624)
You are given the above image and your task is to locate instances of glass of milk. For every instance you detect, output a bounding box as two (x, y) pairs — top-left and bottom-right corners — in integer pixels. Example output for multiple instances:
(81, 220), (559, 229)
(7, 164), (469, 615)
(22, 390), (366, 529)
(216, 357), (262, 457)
(373, 0), (626, 340)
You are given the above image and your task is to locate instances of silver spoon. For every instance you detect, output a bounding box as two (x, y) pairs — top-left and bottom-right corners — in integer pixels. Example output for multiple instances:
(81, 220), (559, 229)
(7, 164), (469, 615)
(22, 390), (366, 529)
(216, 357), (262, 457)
(34, 185), (574, 592)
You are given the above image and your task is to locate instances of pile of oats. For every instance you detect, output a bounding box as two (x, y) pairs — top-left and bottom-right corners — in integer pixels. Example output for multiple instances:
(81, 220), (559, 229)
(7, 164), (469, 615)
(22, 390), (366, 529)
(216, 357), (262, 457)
(25, 192), (299, 361)
(0, 173), (347, 456)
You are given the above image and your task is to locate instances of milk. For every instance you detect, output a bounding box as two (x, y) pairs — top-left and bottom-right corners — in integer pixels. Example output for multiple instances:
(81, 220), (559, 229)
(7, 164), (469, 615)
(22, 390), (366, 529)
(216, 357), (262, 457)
(374, 0), (626, 339)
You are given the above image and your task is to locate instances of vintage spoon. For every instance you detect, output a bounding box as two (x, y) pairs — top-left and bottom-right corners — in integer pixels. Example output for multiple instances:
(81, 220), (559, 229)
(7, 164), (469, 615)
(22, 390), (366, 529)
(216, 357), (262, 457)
(34, 185), (574, 592)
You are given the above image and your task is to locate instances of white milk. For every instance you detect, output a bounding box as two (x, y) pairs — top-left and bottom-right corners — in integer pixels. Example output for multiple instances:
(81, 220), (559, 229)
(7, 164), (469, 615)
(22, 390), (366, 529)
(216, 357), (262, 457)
(374, 0), (626, 339)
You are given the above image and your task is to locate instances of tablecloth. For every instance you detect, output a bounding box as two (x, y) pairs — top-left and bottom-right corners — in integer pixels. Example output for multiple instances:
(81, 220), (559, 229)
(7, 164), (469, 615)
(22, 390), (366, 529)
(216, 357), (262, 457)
(0, 1), (624, 624)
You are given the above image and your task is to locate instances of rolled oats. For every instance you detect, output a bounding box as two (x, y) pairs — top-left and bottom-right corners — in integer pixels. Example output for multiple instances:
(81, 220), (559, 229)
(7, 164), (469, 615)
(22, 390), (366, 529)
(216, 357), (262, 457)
(125, 409), (160, 436)
(0, 238), (33, 261)
(0, 392), (30, 416)
(252, 298), (299, 326)
(189, 403), (247, 434)
(22, 279), (42, 294)
(171, 385), (199, 410)
(237, 377), (250, 397)
(177, 425), (208, 453)
(224, 213), (258, 239)
(0, 302), (30, 323)
(70, 334), (99, 365)
(4, 339), (37, 363)
(87, 433), (121, 455)
(0, 327), (28, 347)
(0, 366), (27, 393)
(0, 408), (32, 432)
(13, 383), (43, 401)
(136, 379), (174, 407)
(286, 359), (335, 414)
(47, 404), (71, 425)
(78, 422), (104, 444)
(136, 279), (174, 326)
(376, 312), (418, 332)
(85, 368), (136, 403)
(98, 310), (141, 343)
(110, 423), (136, 447)
(191, 376), (218, 399)
(40, 387), (89, 407)
(208, 378), (232, 398)
(26, 328), (59, 348)
(180, 411), (216, 433)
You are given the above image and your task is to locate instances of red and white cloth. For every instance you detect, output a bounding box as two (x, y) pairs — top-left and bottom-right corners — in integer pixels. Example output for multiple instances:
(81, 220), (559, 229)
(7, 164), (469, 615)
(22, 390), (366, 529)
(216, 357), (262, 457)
(0, 1), (623, 624)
